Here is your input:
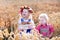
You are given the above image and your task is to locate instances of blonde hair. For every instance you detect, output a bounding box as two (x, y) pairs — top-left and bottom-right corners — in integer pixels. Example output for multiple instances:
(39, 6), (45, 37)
(38, 13), (49, 21)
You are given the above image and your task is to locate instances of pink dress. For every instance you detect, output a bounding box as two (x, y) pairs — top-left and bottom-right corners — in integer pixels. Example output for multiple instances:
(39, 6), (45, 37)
(35, 24), (54, 37)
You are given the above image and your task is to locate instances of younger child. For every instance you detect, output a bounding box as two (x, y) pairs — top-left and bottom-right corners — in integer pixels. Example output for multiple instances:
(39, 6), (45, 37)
(36, 13), (54, 38)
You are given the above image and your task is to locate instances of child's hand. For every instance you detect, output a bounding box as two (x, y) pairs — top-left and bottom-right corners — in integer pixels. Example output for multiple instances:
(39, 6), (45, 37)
(22, 22), (30, 25)
(47, 32), (53, 38)
(47, 34), (52, 38)
(27, 22), (30, 24)
(22, 22), (27, 25)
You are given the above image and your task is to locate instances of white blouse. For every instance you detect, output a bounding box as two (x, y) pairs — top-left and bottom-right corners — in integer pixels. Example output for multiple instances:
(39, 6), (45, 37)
(18, 17), (35, 30)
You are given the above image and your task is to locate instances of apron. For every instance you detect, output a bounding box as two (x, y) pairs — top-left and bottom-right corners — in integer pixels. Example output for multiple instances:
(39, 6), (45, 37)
(20, 18), (31, 33)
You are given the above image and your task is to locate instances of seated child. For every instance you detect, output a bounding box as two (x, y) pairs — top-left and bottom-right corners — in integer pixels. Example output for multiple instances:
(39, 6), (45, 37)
(35, 13), (54, 38)
(18, 6), (35, 33)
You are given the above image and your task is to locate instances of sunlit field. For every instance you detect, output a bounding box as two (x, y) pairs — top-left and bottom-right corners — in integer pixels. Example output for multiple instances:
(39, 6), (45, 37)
(0, 0), (60, 40)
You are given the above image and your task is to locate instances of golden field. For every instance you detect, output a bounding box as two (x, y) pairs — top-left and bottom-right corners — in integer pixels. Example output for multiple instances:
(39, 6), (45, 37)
(0, 0), (60, 37)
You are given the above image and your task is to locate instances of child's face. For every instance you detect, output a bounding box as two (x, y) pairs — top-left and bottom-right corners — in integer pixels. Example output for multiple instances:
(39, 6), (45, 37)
(21, 9), (30, 18)
(39, 16), (47, 24)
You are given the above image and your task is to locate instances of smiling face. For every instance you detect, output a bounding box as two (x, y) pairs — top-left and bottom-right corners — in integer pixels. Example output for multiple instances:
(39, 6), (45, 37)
(21, 9), (30, 19)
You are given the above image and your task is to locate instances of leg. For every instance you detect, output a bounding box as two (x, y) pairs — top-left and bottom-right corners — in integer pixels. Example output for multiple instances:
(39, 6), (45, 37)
(26, 29), (31, 33)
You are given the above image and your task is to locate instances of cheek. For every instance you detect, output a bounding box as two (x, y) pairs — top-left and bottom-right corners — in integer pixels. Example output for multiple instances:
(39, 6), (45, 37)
(40, 19), (47, 23)
(40, 18), (44, 21)
(24, 14), (29, 17)
(22, 14), (25, 16)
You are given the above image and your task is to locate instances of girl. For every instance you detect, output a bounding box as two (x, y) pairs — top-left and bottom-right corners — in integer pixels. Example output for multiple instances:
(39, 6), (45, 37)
(18, 6), (35, 33)
(36, 13), (54, 38)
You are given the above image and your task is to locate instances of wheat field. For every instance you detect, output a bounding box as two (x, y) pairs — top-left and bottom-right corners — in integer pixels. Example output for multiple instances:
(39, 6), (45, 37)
(0, 0), (60, 39)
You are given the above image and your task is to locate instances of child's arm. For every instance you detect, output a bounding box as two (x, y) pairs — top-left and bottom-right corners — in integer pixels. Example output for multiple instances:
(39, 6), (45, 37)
(21, 22), (27, 25)
(29, 19), (35, 28)
(48, 32), (53, 38)
(48, 24), (54, 38)
(35, 24), (40, 33)
(18, 18), (21, 25)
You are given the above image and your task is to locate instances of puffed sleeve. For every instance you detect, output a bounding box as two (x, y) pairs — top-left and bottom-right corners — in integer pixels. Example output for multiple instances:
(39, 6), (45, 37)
(30, 19), (35, 28)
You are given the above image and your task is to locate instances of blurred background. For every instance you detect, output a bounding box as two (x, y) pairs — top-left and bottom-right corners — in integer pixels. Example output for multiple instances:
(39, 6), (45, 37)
(0, 0), (60, 36)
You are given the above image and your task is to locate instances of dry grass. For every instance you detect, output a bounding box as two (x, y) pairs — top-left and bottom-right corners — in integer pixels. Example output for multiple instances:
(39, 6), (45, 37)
(0, 0), (60, 36)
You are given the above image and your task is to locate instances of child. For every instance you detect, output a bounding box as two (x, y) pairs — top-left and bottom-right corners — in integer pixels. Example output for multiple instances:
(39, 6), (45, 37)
(36, 13), (54, 38)
(18, 6), (35, 33)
